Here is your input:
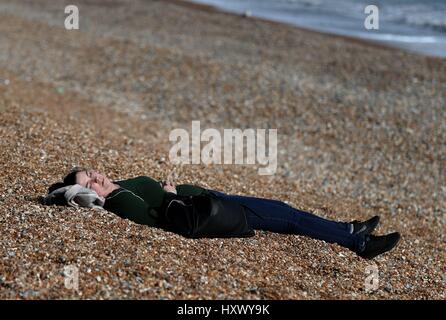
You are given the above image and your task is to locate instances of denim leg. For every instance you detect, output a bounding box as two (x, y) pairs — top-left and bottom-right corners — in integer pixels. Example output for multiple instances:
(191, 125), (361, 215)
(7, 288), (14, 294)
(209, 190), (364, 251)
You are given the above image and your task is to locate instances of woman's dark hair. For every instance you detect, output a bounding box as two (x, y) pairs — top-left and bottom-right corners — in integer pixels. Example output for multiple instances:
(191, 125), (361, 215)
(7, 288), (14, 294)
(47, 167), (86, 194)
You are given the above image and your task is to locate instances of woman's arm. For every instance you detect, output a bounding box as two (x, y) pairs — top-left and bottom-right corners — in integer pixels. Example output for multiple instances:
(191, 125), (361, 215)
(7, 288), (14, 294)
(159, 178), (209, 196)
(103, 189), (158, 226)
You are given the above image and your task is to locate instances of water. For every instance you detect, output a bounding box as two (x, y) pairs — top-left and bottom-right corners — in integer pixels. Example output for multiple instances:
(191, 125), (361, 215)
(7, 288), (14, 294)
(188, 0), (446, 58)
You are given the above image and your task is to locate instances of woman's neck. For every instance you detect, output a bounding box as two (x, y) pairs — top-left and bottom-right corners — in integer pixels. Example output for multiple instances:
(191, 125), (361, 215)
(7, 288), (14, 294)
(104, 183), (120, 197)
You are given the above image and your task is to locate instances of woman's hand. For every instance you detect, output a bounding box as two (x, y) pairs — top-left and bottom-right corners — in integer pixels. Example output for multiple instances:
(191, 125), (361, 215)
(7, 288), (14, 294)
(161, 181), (177, 194)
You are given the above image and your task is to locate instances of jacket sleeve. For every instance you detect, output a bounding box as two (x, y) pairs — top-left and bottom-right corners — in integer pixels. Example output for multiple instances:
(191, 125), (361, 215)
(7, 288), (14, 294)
(103, 189), (158, 226)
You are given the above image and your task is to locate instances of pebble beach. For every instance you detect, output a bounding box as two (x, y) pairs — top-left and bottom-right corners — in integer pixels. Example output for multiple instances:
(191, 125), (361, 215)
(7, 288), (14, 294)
(0, 0), (445, 299)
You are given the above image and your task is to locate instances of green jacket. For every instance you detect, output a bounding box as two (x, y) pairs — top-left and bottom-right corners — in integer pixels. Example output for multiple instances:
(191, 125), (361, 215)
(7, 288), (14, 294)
(103, 176), (209, 227)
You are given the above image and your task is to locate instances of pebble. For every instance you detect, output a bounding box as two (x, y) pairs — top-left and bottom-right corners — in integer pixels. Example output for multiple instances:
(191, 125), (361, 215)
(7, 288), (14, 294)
(242, 10), (252, 18)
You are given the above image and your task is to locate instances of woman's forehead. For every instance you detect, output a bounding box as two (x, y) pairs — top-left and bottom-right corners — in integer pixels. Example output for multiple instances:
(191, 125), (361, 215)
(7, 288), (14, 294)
(76, 170), (88, 186)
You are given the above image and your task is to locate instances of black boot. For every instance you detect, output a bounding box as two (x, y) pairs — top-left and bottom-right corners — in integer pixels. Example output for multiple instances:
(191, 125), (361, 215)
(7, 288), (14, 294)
(357, 232), (401, 259)
(351, 215), (380, 235)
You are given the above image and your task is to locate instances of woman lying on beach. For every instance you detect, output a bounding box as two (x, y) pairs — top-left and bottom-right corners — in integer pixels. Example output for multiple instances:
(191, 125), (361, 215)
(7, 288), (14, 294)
(44, 167), (400, 260)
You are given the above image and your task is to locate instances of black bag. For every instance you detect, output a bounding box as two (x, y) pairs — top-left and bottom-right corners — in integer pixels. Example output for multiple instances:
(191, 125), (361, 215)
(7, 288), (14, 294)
(162, 193), (255, 238)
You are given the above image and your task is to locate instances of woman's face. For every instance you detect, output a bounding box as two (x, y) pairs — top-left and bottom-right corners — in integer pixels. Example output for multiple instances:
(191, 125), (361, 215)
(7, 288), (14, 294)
(75, 169), (115, 197)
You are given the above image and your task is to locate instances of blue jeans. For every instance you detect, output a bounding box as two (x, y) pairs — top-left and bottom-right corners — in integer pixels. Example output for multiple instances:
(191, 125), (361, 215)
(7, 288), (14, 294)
(209, 190), (365, 252)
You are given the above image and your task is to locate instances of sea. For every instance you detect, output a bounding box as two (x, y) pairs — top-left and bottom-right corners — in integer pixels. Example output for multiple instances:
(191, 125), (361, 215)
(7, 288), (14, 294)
(188, 0), (446, 58)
